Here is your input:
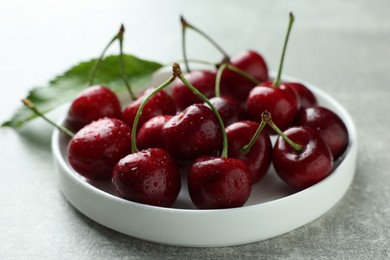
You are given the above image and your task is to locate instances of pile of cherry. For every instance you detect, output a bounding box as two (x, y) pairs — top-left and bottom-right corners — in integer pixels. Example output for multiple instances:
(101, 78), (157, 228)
(27, 13), (349, 209)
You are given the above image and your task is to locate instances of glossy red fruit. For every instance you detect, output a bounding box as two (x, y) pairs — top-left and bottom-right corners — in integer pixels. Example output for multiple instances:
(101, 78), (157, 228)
(68, 118), (132, 180)
(188, 156), (251, 209)
(273, 126), (333, 190)
(206, 96), (247, 126)
(285, 82), (317, 110)
(112, 148), (181, 207)
(122, 87), (176, 130)
(162, 104), (222, 162)
(226, 120), (272, 184)
(297, 106), (349, 159)
(220, 49), (268, 101)
(246, 82), (299, 131)
(65, 86), (122, 131)
(171, 70), (216, 111)
(136, 115), (172, 150)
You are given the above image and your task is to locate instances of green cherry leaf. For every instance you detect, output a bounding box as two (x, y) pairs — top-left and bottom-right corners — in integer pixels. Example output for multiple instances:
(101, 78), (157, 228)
(2, 54), (162, 128)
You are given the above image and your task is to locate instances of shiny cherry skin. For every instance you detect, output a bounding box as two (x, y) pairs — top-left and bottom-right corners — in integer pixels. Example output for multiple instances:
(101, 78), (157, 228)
(220, 49), (269, 101)
(284, 82), (317, 110)
(297, 106), (349, 159)
(188, 156), (251, 209)
(273, 126), (333, 190)
(161, 104), (222, 162)
(122, 87), (176, 130)
(68, 118), (132, 180)
(226, 120), (272, 184)
(65, 86), (122, 132)
(112, 148), (181, 207)
(136, 115), (172, 150)
(206, 96), (247, 126)
(171, 70), (216, 111)
(246, 82), (299, 131)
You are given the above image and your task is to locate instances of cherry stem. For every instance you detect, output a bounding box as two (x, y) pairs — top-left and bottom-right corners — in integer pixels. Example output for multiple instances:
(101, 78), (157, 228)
(180, 15), (230, 62)
(175, 63), (228, 158)
(240, 119), (267, 155)
(118, 24), (137, 101)
(273, 12), (295, 88)
(215, 63), (261, 97)
(262, 111), (303, 152)
(180, 16), (191, 73)
(88, 26), (121, 86)
(22, 99), (74, 138)
(164, 58), (216, 68)
(130, 72), (177, 154)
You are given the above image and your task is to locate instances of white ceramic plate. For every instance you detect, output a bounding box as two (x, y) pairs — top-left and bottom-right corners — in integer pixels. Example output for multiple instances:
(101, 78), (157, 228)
(52, 71), (358, 247)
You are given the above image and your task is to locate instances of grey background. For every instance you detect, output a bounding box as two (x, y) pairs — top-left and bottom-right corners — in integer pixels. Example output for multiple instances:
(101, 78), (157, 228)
(1, 0), (389, 259)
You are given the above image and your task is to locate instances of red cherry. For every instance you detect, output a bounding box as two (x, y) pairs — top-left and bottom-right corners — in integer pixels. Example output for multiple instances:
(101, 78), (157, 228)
(273, 126), (333, 190)
(246, 13), (299, 131)
(68, 118), (132, 180)
(65, 86), (122, 131)
(206, 96), (247, 126)
(188, 156), (251, 209)
(220, 50), (268, 101)
(297, 106), (349, 159)
(161, 104), (222, 162)
(284, 82), (317, 110)
(122, 87), (176, 130)
(112, 148), (181, 207)
(246, 82), (299, 130)
(136, 115), (172, 150)
(226, 120), (272, 184)
(171, 70), (216, 111)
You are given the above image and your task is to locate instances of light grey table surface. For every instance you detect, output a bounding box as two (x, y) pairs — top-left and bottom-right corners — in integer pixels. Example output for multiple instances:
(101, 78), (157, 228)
(1, 0), (389, 259)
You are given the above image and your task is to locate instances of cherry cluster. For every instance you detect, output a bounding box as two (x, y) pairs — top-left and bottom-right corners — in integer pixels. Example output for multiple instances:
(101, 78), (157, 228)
(25, 13), (349, 209)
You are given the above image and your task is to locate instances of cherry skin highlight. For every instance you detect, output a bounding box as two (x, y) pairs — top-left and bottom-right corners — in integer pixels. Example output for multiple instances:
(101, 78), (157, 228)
(188, 156), (252, 209)
(68, 118), (132, 180)
(161, 104), (222, 162)
(66, 86), (122, 132)
(297, 106), (349, 159)
(226, 120), (272, 184)
(246, 82), (299, 131)
(273, 126), (333, 190)
(112, 148), (181, 207)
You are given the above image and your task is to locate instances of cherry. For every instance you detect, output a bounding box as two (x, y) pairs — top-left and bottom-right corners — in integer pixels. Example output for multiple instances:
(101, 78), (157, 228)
(22, 99), (131, 181)
(136, 115), (172, 150)
(171, 64), (251, 209)
(112, 148), (181, 207)
(112, 68), (181, 207)
(161, 103), (222, 162)
(65, 86), (122, 132)
(188, 156), (251, 209)
(285, 82), (317, 110)
(122, 87), (176, 130)
(246, 13), (299, 131)
(226, 120), (272, 184)
(171, 70), (216, 111)
(297, 106), (349, 159)
(206, 96), (247, 126)
(220, 49), (269, 101)
(180, 16), (268, 101)
(68, 117), (132, 180)
(264, 111), (333, 190)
